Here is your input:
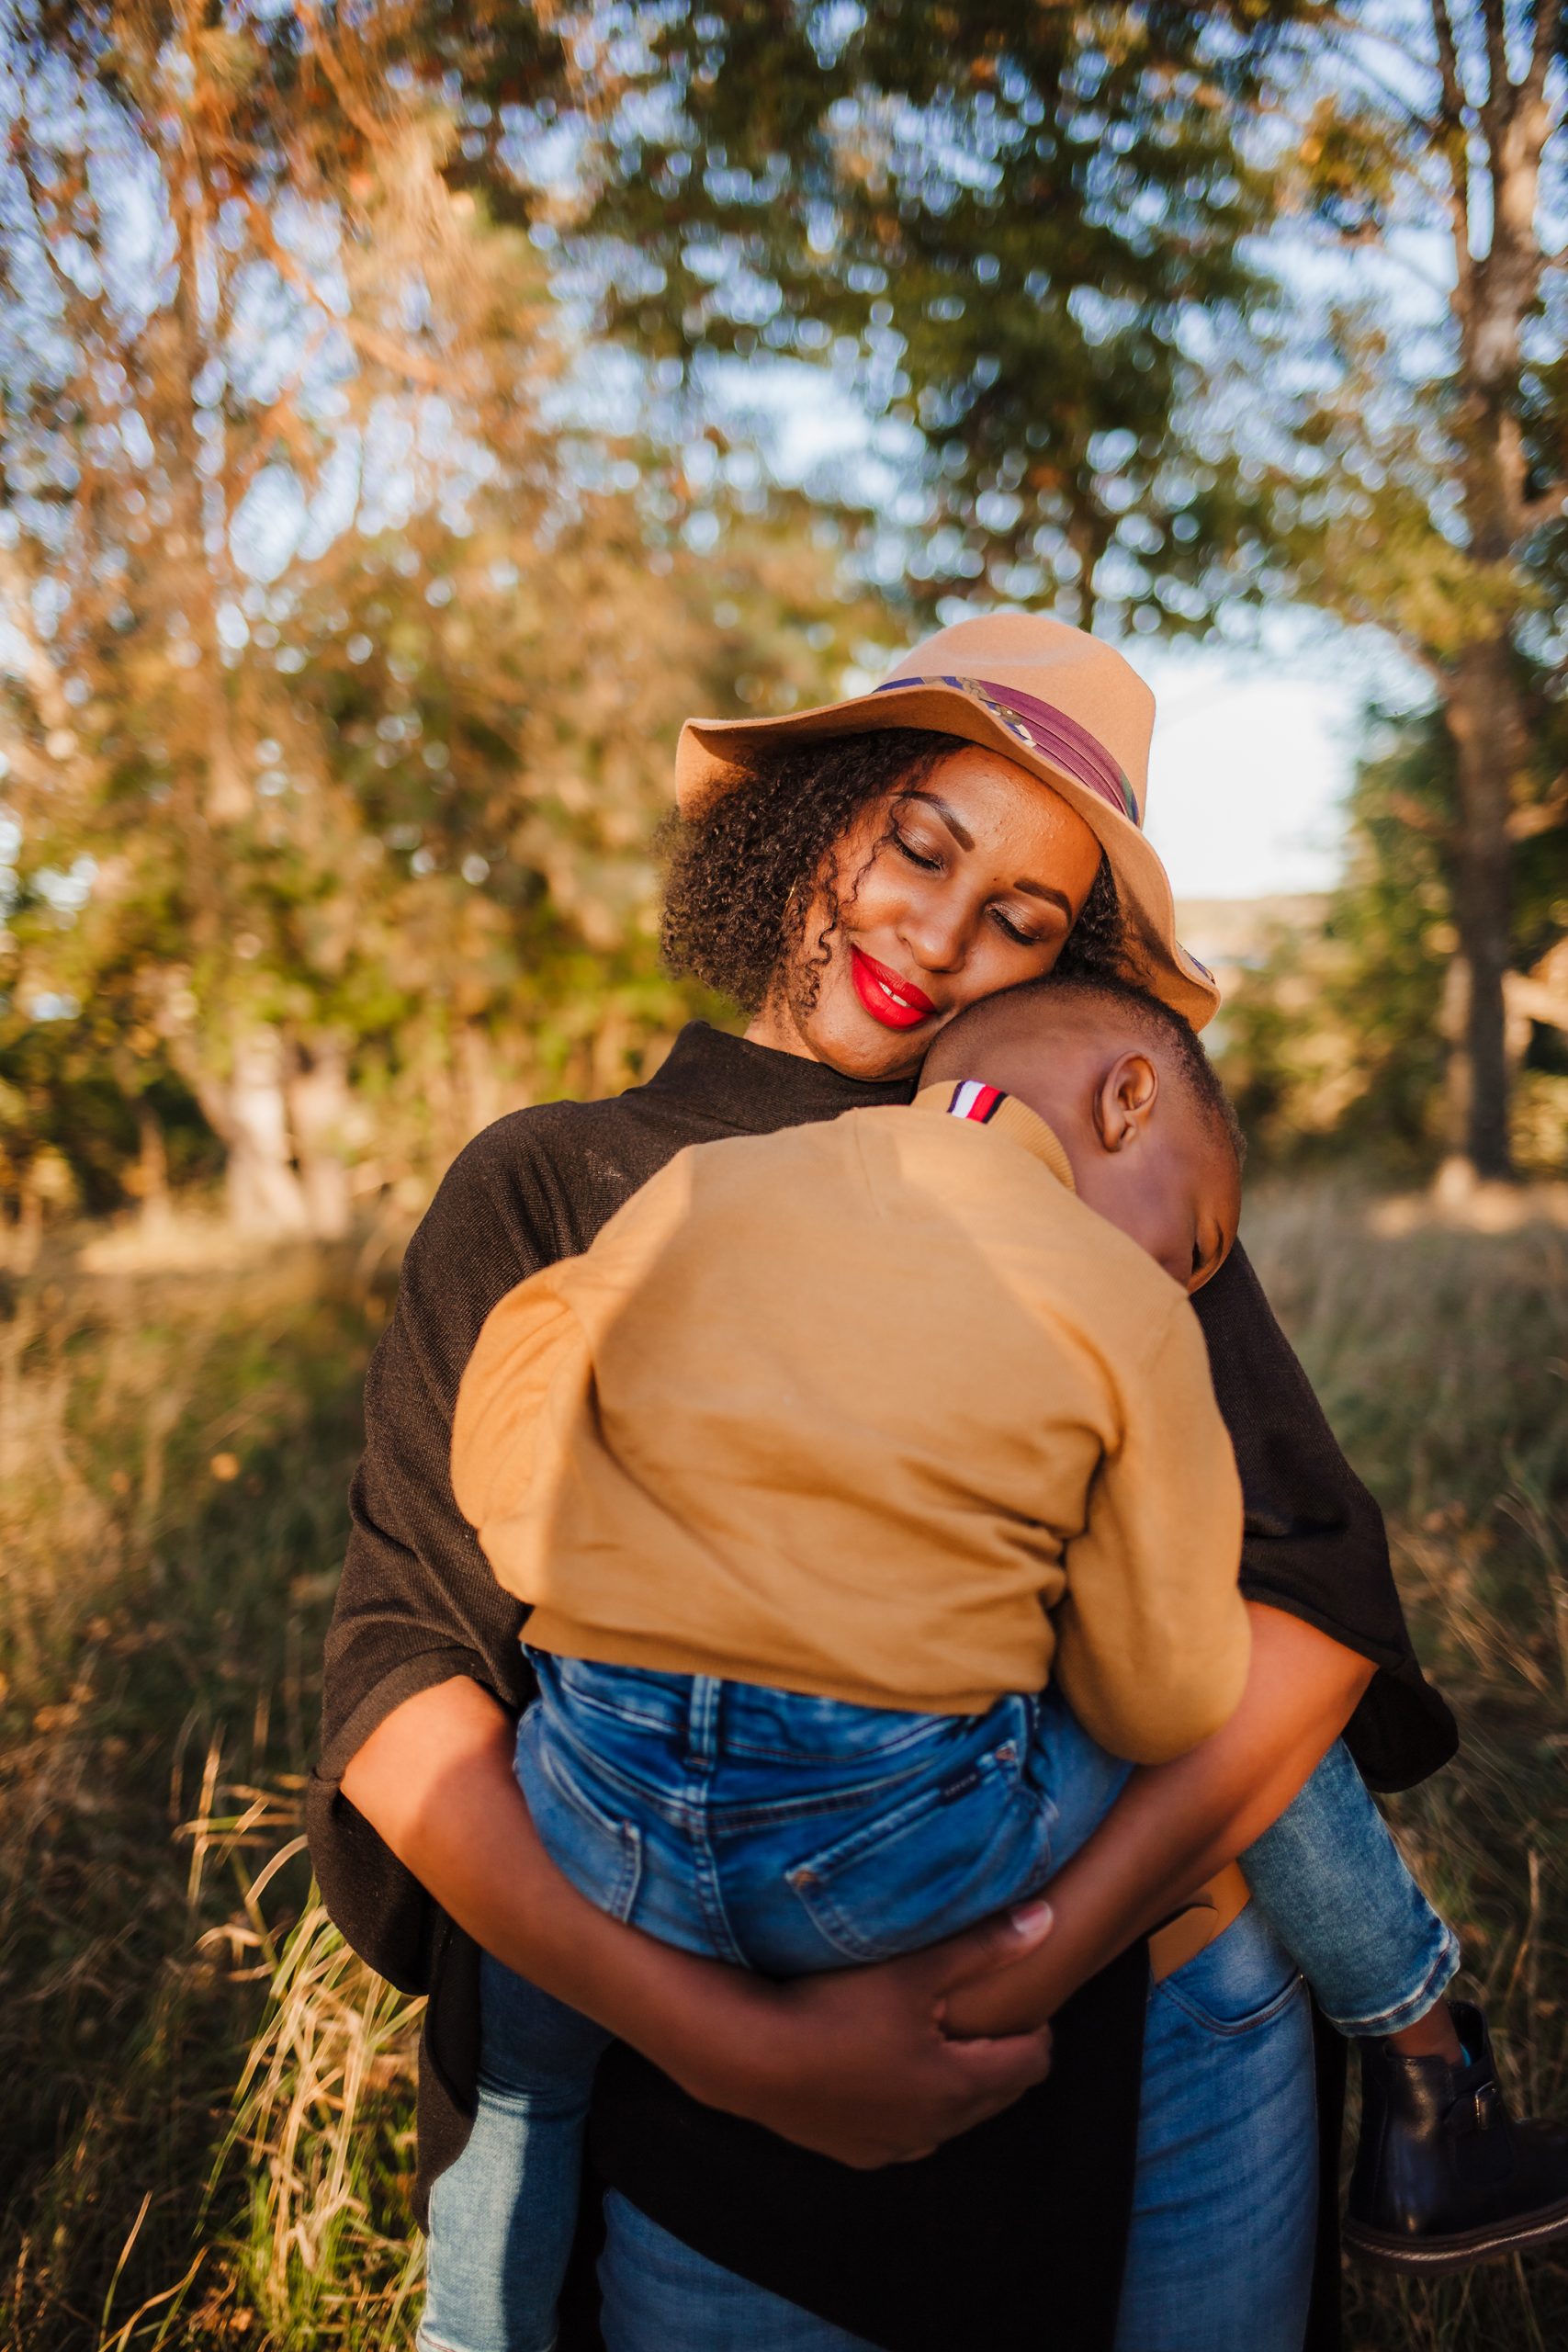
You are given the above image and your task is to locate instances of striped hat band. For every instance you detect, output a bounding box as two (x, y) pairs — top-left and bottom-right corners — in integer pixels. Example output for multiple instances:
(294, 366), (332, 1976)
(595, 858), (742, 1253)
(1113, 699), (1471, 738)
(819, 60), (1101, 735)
(873, 676), (1142, 829)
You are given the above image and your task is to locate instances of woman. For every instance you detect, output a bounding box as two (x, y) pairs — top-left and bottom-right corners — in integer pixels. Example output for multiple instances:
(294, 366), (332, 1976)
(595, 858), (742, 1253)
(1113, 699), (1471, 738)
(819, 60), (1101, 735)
(311, 615), (1455, 2351)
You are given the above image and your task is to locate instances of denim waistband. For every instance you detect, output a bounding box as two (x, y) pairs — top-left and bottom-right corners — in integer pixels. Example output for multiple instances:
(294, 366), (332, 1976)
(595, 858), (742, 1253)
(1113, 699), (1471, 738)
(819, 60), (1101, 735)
(527, 1647), (1023, 1758)
(524, 1647), (1036, 1831)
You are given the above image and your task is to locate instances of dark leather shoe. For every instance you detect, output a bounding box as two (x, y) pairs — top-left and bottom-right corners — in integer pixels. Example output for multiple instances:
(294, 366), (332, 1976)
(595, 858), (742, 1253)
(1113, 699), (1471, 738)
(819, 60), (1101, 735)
(1347, 1999), (1568, 2271)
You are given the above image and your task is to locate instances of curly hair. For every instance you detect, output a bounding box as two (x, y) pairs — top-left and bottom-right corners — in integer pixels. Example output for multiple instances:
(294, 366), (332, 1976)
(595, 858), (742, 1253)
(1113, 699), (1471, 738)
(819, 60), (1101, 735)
(660, 727), (1133, 1014)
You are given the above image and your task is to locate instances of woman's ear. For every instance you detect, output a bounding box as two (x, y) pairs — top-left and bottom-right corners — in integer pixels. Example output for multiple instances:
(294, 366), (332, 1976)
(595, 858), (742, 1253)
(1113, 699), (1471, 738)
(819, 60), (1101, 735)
(1092, 1052), (1160, 1153)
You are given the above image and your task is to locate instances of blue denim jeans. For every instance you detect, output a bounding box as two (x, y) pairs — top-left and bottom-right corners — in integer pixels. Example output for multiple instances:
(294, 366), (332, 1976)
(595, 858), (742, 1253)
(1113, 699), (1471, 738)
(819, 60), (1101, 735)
(514, 1652), (1092, 1972)
(594, 1898), (1319, 2352)
(1243, 1731), (1460, 2035)
(419, 1653), (1450, 2352)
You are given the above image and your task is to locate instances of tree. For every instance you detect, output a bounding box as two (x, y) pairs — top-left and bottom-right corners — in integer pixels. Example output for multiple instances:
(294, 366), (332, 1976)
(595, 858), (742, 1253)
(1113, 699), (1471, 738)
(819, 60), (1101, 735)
(0, 3), (863, 1235)
(1274, 0), (1568, 1181)
(486, 0), (1568, 1181)
(0, 0), (578, 1227)
(1219, 694), (1568, 1172)
(461, 2), (1305, 632)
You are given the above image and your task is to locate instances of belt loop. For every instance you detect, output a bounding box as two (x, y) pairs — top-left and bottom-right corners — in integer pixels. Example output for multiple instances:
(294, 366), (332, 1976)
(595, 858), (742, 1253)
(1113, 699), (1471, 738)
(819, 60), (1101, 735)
(687, 1675), (721, 1772)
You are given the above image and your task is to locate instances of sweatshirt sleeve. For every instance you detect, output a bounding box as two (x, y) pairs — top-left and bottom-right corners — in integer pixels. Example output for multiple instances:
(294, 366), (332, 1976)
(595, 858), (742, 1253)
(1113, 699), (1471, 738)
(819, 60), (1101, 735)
(1051, 1292), (1251, 1766)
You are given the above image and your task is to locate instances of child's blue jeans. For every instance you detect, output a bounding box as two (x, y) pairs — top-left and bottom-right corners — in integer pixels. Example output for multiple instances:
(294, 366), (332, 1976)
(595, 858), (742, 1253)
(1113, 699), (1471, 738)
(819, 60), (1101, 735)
(419, 1651), (1457, 2352)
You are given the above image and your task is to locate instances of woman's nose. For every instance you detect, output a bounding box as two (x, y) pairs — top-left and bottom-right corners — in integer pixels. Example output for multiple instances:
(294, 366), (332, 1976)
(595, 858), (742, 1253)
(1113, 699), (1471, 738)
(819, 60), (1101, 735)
(897, 898), (972, 975)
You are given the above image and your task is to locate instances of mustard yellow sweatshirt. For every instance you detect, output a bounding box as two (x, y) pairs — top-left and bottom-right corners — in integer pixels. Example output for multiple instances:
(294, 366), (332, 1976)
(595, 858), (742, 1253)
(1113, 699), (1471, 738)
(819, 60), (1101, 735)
(451, 1084), (1250, 1764)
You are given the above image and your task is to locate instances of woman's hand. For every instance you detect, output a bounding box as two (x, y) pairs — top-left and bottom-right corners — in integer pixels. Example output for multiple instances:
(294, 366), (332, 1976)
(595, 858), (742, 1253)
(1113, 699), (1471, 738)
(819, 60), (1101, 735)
(340, 1674), (1055, 2168)
(943, 1602), (1375, 2041)
(671, 1904), (1056, 2168)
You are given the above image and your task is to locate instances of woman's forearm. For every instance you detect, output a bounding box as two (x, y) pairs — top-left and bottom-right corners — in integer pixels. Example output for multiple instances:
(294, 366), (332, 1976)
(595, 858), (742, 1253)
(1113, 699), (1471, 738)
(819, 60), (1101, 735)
(943, 1604), (1375, 2039)
(340, 1672), (764, 2060)
(337, 1672), (1057, 2167)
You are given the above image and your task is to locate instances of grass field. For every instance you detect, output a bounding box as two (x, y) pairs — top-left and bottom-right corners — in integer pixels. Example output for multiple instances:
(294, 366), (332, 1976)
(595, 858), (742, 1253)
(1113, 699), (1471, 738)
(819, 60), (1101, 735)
(2, 1182), (1566, 2350)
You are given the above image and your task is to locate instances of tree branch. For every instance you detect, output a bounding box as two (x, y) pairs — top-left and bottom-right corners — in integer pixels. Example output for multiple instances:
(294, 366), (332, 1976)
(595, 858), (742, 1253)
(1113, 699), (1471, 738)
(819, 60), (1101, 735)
(1519, 486), (1567, 532)
(290, 1), (391, 153)
(1506, 968), (1568, 1028)
(1479, 0), (1511, 175)
(243, 197), (471, 397)
(1427, 0), (1475, 313)
(1527, 0), (1565, 110)
(1428, 0), (1469, 130)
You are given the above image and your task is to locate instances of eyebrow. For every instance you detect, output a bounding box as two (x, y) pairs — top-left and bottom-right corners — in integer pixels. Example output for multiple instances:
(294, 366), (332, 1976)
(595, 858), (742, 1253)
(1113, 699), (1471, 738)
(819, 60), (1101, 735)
(908, 791), (975, 851)
(906, 792), (1077, 921)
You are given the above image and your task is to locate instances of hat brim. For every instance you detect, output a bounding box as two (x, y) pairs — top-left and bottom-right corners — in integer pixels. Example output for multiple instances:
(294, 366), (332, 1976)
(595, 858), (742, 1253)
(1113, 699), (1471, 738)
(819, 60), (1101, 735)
(675, 685), (1220, 1031)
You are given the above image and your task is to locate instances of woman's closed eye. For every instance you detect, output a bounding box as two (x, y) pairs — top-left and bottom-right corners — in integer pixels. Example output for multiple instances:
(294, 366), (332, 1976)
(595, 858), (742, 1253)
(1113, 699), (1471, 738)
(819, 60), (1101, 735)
(891, 831), (1052, 950)
(990, 906), (1052, 949)
(891, 827), (942, 874)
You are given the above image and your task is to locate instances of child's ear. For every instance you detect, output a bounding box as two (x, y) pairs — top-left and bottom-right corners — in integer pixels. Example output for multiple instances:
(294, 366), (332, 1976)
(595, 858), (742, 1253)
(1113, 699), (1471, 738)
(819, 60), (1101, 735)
(1092, 1052), (1159, 1153)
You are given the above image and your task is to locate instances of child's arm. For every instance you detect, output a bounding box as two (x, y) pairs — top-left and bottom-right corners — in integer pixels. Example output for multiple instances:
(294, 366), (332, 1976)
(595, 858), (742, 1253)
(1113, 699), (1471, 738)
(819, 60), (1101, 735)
(942, 1601), (1374, 2038)
(1050, 1291), (1251, 1764)
(450, 1269), (583, 1558)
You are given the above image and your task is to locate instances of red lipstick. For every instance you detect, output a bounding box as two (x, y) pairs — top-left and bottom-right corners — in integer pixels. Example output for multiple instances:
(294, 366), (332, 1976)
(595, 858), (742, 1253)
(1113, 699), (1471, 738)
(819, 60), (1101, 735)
(849, 947), (937, 1031)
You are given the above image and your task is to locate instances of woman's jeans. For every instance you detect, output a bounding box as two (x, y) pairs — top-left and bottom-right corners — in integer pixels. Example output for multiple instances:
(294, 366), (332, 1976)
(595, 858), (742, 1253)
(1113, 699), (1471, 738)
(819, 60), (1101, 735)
(420, 1654), (1457, 2352)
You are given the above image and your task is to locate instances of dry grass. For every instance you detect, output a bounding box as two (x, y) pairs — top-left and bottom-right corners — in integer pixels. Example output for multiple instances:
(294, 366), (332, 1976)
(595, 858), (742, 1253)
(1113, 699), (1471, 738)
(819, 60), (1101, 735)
(0, 1238), (423, 2349)
(1243, 1182), (1568, 2351)
(1, 1182), (1565, 2349)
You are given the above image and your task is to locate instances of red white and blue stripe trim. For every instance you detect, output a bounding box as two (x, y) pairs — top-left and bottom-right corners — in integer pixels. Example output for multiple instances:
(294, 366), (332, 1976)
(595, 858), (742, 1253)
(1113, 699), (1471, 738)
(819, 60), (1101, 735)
(946, 1080), (1008, 1125)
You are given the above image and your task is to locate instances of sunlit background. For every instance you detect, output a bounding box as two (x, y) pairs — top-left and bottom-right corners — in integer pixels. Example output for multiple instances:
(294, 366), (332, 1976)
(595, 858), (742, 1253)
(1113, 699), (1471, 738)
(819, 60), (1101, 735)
(3, 7), (1567, 2350)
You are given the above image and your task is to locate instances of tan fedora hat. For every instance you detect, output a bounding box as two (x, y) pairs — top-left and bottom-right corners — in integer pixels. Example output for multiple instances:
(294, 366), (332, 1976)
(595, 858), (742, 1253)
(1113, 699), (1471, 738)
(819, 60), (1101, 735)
(675, 611), (1219, 1029)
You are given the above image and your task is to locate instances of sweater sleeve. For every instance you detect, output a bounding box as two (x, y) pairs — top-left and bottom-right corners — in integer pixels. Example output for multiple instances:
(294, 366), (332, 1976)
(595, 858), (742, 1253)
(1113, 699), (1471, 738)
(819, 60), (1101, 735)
(307, 1119), (578, 1996)
(319, 1139), (547, 1781)
(1193, 1242), (1458, 1793)
(1051, 1294), (1251, 1767)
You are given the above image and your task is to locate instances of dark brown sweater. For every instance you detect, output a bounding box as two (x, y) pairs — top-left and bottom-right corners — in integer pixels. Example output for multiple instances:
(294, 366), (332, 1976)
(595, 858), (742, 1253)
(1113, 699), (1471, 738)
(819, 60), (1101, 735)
(309, 1021), (1457, 2352)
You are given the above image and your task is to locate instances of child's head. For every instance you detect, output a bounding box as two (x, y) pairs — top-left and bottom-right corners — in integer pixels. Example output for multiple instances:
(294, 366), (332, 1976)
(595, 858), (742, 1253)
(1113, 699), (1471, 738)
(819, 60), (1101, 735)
(923, 977), (1243, 1292)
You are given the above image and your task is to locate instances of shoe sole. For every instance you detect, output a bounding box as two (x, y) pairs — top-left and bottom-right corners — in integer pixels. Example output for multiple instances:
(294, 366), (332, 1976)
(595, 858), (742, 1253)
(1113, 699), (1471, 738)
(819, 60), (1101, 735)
(1345, 2193), (1568, 2273)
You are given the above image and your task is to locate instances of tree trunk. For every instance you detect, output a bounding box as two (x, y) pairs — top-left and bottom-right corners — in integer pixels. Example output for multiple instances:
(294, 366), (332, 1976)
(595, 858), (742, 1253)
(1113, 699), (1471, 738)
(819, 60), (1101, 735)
(135, 1099), (173, 1232)
(12, 1179), (43, 1274)
(1441, 633), (1517, 1178)
(287, 1035), (354, 1241)
(1422, 0), (1561, 1183)
(1064, 492), (1107, 634)
(216, 1029), (312, 1235)
(457, 1023), (502, 1139)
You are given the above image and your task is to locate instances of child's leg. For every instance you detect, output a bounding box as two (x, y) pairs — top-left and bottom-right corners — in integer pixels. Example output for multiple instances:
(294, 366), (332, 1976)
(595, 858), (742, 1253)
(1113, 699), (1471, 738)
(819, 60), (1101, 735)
(419, 1951), (611, 2352)
(1183, 1730), (1568, 2274)
(1238, 1736), (1461, 2041)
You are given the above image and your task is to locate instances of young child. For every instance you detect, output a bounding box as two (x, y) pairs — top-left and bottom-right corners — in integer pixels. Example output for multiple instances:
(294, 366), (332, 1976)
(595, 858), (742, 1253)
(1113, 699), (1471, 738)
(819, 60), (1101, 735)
(451, 977), (1568, 2337)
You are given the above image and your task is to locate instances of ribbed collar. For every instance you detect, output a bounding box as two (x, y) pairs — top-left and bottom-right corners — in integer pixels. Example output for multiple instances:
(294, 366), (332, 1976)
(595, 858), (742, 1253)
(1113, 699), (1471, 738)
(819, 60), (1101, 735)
(912, 1080), (1077, 1192)
(644, 1021), (916, 1136)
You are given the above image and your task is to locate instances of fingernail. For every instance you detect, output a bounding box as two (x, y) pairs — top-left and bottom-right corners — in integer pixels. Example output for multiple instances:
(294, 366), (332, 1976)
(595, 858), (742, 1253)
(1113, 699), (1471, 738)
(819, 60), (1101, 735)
(1010, 1898), (1053, 1936)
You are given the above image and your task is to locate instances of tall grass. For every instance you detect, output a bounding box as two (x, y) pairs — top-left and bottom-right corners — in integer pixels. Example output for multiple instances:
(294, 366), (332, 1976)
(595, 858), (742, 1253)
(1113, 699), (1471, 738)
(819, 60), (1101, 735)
(0, 1238), (422, 2348)
(1, 1182), (1565, 2349)
(1244, 1184), (1568, 2352)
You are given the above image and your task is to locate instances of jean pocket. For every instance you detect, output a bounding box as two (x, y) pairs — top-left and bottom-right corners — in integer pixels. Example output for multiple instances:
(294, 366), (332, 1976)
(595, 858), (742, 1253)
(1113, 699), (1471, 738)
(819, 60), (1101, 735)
(1156, 1904), (1303, 2037)
(516, 1715), (644, 1925)
(784, 1738), (1052, 1963)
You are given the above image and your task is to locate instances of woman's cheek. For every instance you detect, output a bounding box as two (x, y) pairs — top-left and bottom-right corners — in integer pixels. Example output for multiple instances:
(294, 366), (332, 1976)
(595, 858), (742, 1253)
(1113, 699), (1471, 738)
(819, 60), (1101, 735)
(834, 848), (903, 932)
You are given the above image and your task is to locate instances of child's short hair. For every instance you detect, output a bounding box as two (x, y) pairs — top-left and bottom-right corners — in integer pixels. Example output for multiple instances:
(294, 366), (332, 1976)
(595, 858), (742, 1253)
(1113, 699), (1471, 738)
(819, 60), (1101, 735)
(927, 976), (1246, 1166)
